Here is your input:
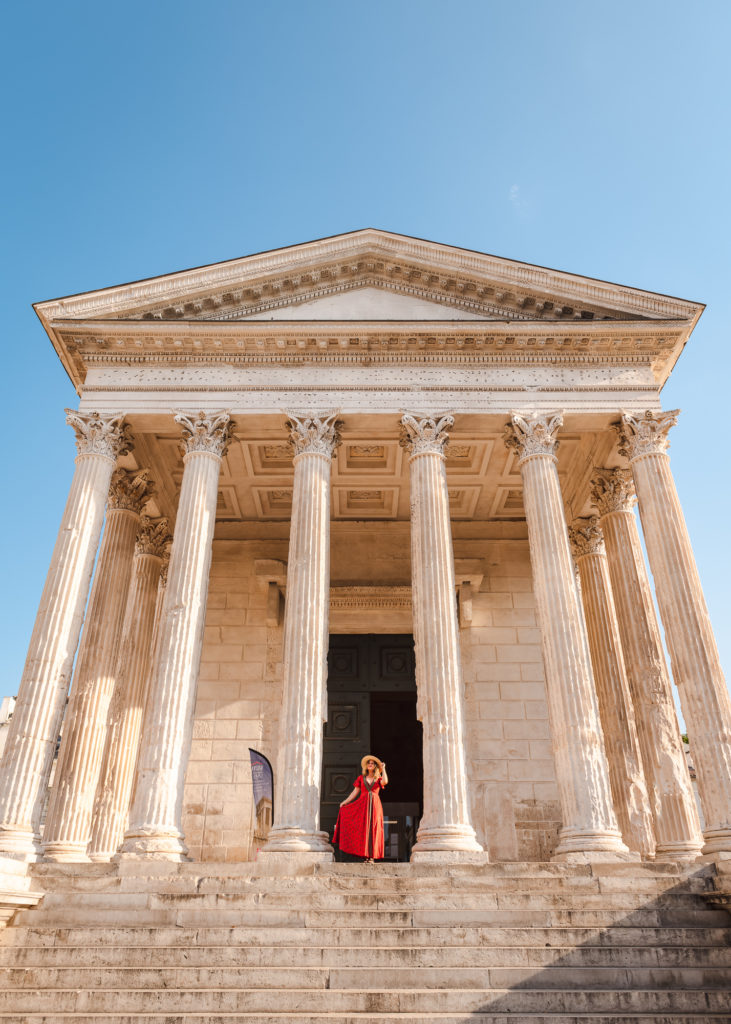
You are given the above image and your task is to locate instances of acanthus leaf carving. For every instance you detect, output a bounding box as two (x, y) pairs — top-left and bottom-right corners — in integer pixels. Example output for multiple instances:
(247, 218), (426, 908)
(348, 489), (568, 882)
(65, 410), (132, 460)
(107, 468), (154, 514)
(591, 467), (637, 516)
(503, 410), (563, 462)
(568, 515), (605, 559)
(135, 515), (172, 559)
(615, 409), (679, 461)
(284, 411), (342, 458)
(175, 410), (234, 458)
(399, 412), (454, 457)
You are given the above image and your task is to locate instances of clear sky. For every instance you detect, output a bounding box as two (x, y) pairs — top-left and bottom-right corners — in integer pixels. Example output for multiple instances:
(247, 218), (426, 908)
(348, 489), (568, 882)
(1, 1), (729, 710)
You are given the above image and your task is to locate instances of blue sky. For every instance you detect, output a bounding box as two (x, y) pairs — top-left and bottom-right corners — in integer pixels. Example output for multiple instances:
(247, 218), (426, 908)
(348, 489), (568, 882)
(1, 0), (729, 705)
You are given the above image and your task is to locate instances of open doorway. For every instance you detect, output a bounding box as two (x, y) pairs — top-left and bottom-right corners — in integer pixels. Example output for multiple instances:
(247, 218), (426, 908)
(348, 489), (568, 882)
(321, 634), (423, 861)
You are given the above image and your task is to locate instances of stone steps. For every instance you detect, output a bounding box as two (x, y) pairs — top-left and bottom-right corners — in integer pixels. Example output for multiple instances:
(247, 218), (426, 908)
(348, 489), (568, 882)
(4, 942), (731, 967)
(1, 987), (730, 1014)
(1, 862), (728, 1022)
(5, 923), (729, 948)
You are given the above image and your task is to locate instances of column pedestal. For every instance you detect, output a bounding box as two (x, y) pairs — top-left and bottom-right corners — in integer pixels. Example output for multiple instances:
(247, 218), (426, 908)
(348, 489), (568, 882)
(0, 411), (128, 860)
(400, 413), (482, 860)
(260, 413), (340, 860)
(506, 413), (629, 863)
(119, 412), (233, 861)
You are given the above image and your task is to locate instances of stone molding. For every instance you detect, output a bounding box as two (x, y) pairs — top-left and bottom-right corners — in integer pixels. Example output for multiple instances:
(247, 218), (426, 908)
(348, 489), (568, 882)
(37, 230), (701, 324)
(616, 410), (679, 461)
(285, 412), (342, 459)
(65, 410), (130, 461)
(399, 413), (454, 457)
(107, 469), (154, 514)
(568, 516), (605, 559)
(504, 411), (563, 463)
(591, 467), (637, 516)
(175, 411), (234, 459)
(135, 515), (171, 559)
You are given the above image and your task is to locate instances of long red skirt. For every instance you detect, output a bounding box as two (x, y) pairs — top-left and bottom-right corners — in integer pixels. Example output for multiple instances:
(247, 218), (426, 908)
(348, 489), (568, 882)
(332, 776), (384, 859)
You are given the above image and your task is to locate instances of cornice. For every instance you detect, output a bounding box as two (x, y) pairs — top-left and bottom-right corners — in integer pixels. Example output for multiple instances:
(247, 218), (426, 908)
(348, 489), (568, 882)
(35, 229), (703, 325)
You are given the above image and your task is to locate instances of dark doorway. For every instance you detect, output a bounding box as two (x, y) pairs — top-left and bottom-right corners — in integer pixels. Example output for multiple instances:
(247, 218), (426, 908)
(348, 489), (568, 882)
(321, 634), (423, 861)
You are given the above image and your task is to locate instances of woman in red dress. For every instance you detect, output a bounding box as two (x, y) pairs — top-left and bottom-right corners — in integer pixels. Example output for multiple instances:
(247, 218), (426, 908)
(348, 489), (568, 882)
(332, 755), (388, 862)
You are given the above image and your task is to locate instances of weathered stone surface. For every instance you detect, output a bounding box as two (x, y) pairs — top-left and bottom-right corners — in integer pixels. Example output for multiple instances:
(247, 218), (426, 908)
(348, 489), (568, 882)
(0, 412), (129, 860)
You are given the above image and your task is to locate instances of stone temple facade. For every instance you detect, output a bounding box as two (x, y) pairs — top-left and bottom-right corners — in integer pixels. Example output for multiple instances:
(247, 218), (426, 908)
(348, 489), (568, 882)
(0, 228), (730, 873)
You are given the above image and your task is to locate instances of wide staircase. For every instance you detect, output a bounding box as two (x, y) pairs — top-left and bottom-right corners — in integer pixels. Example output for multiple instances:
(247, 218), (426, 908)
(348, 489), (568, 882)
(0, 859), (729, 1022)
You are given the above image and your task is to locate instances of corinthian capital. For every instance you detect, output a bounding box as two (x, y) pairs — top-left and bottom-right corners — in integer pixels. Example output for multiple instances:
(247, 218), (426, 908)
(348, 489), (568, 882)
(285, 411), (342, 458)
(135, 515), (172, 558)
(399, 412), (454, 457)
(504, 411), (563, 462)
(108, 468), (154, 514)
(616, 409), (679, 461)
(591, 467), (636, 516)
(175, 411), (234, 458)
(568, 516), (605, 559)
(65, 410), (131, 460)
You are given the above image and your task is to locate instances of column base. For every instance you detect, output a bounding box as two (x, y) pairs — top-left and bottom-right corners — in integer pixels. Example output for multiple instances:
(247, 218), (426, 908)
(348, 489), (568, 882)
(0, 826), (42, 862)
(259, 827), (333, 855)
(117, 828), (189, 862)
(411, 824), (484, 855)
(701, 828), (731, 857)
(553, 827), (633, 862)
(411, 849), (489, 864)
(87, 851), (115, 863)
(655, 838), (704, 862)
(41, 841), (91, 864)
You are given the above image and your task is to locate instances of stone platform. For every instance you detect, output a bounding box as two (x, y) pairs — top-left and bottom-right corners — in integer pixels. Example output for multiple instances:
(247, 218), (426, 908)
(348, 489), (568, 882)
(0, 860), (729, 1022)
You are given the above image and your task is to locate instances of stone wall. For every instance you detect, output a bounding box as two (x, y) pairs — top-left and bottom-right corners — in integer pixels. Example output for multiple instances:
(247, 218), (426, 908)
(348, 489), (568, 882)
(459, 539), (560, 861)
(184, 530), (559, 862)
(183, 540), (286, 862)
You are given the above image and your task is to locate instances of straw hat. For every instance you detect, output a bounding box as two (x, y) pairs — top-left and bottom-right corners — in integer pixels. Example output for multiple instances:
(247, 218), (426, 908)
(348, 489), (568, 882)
(361, 754), (384, 775)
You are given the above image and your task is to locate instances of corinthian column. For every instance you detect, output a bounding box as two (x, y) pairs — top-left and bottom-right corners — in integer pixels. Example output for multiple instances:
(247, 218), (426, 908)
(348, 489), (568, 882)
(569, 516), (655, 858)
(260, 412), (340, 857)
(505, 413), (627, 860)
(618, 411), (731, 855)
(120, 412), (233, 860)
(0, 412), (128, 859)
(88, 517), (171, 861)
(400, 413), (482, 857)
(43, 468), (153, 861)
(591, 467), (702, 859)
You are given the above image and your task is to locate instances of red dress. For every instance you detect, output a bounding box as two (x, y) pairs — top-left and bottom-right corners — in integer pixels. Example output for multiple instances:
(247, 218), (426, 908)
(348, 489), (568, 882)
(332, 775), (385, 859)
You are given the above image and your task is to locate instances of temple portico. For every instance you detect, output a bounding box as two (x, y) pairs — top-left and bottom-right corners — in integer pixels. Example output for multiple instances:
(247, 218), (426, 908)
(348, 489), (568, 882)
(0, 230), (729, 872)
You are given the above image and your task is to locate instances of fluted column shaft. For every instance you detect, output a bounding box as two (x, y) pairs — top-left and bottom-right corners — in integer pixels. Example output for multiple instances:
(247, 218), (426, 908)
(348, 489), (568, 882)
(43, 470), (151, 861)
(569, 518), (655, 858)
(88, 518), (169, 861)
(506, 413), (627, 860)
(593, 466), (702, 859)
(0, 412), (127, 859)
(401, 414), (482, 856)
(120, 412), (233, 860)
(262, 413), (340, 855)
(620, 412), (731, 855)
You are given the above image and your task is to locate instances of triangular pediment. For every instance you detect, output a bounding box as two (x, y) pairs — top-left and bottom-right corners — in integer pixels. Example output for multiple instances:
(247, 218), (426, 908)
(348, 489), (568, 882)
(35, 228), (703, 328)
